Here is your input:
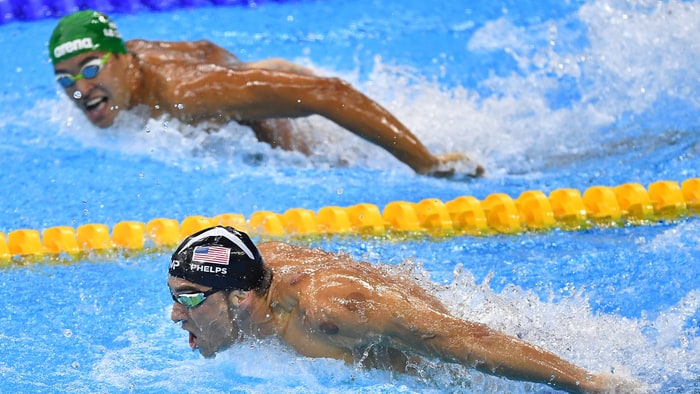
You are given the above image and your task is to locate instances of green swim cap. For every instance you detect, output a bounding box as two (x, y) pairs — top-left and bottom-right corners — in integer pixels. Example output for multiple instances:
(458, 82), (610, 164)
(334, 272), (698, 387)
(49, 10), (127, 64)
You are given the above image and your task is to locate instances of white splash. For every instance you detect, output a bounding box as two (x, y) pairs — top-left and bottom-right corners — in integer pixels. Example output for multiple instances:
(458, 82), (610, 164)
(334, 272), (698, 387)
(45, 1), (700, 176)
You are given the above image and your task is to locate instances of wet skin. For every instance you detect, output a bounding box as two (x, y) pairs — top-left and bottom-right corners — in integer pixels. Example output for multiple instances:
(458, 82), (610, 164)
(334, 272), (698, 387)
(53, 51), (133, 128)
(53, 40), (483, 177)
(169, 282), (241, 358)
(169, 241), (628, 393)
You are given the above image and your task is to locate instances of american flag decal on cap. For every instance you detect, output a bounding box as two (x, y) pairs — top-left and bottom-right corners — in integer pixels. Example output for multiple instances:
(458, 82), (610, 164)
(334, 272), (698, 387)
(192, 246), (230, 265)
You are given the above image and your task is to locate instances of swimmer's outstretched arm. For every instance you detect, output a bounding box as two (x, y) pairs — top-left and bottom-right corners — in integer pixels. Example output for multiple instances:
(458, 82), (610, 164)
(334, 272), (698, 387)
(312, 286), (612, 393)
(397, 313), (613, 394)
(166, 68), (465, 176)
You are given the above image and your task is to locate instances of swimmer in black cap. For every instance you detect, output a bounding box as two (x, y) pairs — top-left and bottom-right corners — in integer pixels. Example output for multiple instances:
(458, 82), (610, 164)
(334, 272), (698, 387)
(168, 226), (640, 393)
(49, 10), (483, 178)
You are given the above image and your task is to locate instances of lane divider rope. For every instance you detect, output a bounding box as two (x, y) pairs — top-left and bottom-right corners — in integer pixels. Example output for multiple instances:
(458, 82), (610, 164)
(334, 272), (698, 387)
(1, 178), (698, 262)
(0, 0), (282, 25)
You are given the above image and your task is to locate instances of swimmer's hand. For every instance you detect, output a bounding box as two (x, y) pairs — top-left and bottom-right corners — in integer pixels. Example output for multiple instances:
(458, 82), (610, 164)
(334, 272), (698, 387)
(425, 152), (485, 179)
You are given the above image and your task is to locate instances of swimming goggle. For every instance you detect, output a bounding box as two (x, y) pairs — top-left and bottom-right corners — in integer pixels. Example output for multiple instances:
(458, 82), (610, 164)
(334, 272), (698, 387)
(54, 52), (111, 88)
(171, 288), (222, 308)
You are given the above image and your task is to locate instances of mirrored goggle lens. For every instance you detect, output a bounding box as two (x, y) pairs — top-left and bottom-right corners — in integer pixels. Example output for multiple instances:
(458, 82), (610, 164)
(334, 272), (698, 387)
(80, 64), (101, 79)
(173, 293), (207, 308)
(54, 57), (105, 88)
(56, 75), (75, 88)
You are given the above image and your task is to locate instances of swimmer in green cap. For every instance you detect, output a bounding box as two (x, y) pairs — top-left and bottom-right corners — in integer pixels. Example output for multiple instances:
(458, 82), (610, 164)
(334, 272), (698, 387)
(49, 10), (483, 178)
(168, 226), (643, 393)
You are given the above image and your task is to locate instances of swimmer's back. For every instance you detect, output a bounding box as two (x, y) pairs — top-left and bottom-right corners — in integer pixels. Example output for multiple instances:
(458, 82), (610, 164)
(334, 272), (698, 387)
(126, 39), (242, 68)
(258, 241), (449, 314)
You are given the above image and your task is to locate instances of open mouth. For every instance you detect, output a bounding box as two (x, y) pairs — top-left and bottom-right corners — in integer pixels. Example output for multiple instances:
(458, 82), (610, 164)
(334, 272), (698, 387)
(77, 90), (113, 126)
(85, 96), (108, 113)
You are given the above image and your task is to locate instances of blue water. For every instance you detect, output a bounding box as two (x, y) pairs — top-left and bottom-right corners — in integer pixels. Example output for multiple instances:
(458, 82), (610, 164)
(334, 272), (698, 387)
(1, 0), (699, 392)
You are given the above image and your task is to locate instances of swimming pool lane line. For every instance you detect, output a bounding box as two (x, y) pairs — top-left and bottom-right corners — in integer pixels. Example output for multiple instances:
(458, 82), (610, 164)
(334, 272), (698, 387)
(0, 0), (290, 25)
(0, 178), (698, 261)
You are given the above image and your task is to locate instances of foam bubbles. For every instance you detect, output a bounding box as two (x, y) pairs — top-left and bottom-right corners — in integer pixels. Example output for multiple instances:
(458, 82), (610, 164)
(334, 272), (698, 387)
(42, 1), (700, 179)
(430, 262), (696, 392)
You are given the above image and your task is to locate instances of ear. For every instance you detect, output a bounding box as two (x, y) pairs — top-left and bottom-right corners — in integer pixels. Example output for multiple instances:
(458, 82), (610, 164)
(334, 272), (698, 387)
(227, 289), (249, 307)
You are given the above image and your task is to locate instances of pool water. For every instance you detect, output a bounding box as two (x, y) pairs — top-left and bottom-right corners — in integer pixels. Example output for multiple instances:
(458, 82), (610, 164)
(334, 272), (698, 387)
(0, 0), (699, 392)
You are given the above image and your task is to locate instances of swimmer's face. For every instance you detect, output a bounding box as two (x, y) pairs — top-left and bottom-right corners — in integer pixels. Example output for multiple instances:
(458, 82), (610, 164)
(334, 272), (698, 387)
(168, 276), (242, 358)
(53, 51), (129, 128)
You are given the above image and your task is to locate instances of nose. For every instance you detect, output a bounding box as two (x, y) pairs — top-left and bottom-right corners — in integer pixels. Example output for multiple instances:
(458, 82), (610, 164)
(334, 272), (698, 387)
(71, 78), (94, 99)
(171, 301), (188, 323)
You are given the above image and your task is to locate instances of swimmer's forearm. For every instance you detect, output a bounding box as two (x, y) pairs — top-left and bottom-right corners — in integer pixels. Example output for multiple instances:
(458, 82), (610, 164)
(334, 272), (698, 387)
(294, 77), (439, 173)
(418, 319), (599, 393)
(469, 337), (598, 393)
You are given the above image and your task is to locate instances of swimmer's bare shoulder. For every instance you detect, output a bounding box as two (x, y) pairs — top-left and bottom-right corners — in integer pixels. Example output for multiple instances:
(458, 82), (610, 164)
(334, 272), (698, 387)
(258, 242), (448, 313)
(258, 241), (330, 269)
(126, 39), (241, 67)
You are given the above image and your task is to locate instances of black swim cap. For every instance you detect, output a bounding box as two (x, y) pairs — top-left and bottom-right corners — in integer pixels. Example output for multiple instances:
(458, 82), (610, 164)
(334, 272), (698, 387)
(169, 226), (265, 291)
